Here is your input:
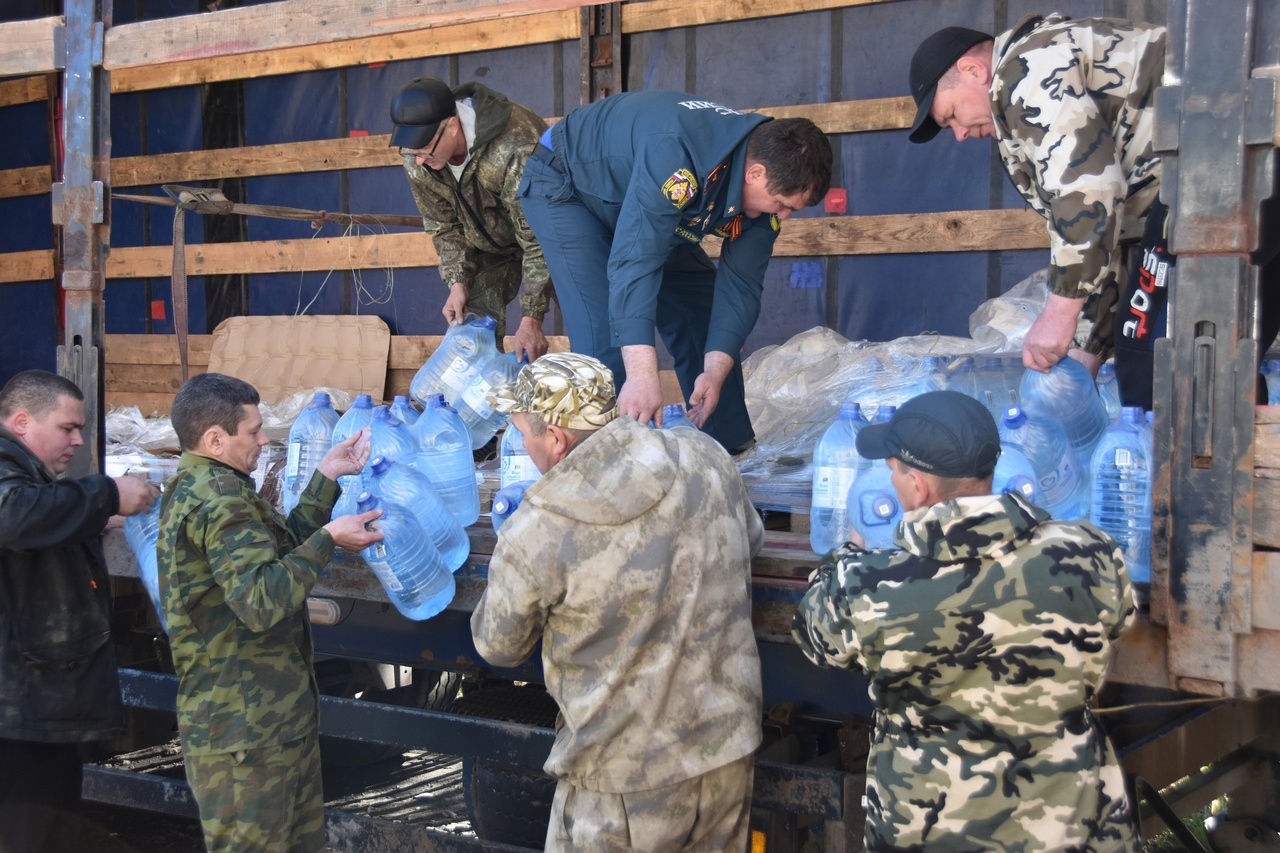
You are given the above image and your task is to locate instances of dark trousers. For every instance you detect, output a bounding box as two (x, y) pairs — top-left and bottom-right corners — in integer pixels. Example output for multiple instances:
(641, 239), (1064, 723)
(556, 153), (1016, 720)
(518, 152), (754, 452)
(0, 738), (85, 853)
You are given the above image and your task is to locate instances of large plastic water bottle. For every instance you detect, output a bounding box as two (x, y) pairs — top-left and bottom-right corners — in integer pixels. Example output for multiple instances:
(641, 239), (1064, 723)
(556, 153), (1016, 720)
(413, 394), (480, 526)
(124, 501), (166, 631)
(390, 395), (421, 427)
(330, 394), (374, 520)
(356, 493), (455, 621)
(912, 356), (948, 397)
(1089, 407), (1152, 591)
(809, 402), (869, 554)
(975, 355), (1015, 420)
(1095, 363), (1122, 422)
(661, 403), (699, 431)
(499, 424), (542, 489)
(1261, 357), (1280, 405)
(283, 392), (340, 516)
(945, 356), (977, 398)
(998, 405), (1088, 520)
(491, 479), (536, 533)
(993, 442), (1039, 503)
(365, 455), (469, 571)
(1019, 358), (1109, 464)
(409, 317), (503, 443)
(369, 406), (418, 466)
(848, 460), (903, 550)
(453, 351), (522, 449)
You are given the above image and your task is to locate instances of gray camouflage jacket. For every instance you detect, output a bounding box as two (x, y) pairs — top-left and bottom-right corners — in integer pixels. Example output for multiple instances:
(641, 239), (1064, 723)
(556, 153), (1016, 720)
(793, 491), (1137, 851)
(158, 454), (338, 755)
(992, 13), (1165, 303)
(472, 417), (765, 793)
(403, 83), (552, 324)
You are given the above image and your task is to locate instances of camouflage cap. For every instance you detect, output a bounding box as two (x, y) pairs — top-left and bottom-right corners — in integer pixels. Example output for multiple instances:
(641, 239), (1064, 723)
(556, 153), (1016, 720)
(487, 352), (619, 430)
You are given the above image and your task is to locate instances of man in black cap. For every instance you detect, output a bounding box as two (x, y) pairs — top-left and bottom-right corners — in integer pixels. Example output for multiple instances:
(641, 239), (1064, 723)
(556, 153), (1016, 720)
(390, 76), (553, 361)
(792, 390), (1138, 850)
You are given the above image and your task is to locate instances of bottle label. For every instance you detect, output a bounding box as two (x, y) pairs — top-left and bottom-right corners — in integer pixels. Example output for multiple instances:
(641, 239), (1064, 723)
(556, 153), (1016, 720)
(286, 442), (302, 477)
(1038, 453), (1080, 505)
(438, 357), (472, 396)
(812, 465), (858, 510)
(459, 375), (495, 417)
(501, 455), (540, 487)
(365, 551), (404, 593)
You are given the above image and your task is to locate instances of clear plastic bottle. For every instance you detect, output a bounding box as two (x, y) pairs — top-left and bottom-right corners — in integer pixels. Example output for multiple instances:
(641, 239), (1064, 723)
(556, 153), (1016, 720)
(809, 402), (869, 555)
(412, 394), (481, 526)
(975, 355), (1014, 421)
(409, 317), (503, 443)
(499, 423), (542, 489)
(993, 442), (1039, 503)
(369, 406), (418, 466)
(356, 492), (455, 621)
(661, 403), (699, 431)
(1089, 407), (1152, 593)
(1019, 358), (1110, 465)
(848, 460), (903, 550)
(389, 395), (421, 427)
(1095, 362), (1122, 423)
(454, 351), (522, 450)
(366, 455), (470, 572)
(491, 479), (537, 533)
(124, 501), (166, 631)
(998, 405), (1088, 520)
(944, 355), (977, 399)
(283, 391), (340, 516)
(329, 394), (374, 521)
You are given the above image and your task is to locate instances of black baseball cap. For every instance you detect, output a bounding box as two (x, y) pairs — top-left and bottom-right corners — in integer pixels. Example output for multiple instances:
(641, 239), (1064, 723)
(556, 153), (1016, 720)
(389, 76), (456, 150)
(856, 390), (1000, 477)
(908, 26), (993, 143)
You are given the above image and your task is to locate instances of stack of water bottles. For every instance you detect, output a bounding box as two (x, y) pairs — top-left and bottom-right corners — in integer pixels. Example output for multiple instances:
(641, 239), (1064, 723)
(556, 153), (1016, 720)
(356, 490), (457, 621)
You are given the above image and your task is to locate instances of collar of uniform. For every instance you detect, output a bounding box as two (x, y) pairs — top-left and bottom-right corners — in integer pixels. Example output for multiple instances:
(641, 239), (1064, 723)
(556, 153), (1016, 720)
(178, 450), (256, 484)
(895, 491), (1046, 562)
(992, 12), (1054, 68)
(0, 426), (50, 481)
(712, 139), (753, 224)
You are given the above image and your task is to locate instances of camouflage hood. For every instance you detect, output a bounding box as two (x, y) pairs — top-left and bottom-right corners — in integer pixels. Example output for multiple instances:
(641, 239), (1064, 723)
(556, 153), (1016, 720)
(523, 417), (677, 525)
(896, 491), (1048, 562)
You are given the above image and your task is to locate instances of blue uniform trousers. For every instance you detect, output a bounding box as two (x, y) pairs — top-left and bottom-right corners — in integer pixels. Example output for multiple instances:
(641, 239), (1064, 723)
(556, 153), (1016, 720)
(519, 150), (754, 452)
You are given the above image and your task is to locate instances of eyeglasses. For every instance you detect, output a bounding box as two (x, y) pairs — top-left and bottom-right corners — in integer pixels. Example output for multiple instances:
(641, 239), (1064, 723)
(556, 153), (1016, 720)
(398, 120), (448, 161)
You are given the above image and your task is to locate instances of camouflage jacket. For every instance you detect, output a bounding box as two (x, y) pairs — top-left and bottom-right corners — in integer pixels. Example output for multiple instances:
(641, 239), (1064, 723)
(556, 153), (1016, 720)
(0, 429), (123, 743)
(157, 453), (338, 755)
(472, 417), (764, 793)
(403, 83), (552, 322)
(992, 13), (1165, 301)
(792, 492), (1137, 851)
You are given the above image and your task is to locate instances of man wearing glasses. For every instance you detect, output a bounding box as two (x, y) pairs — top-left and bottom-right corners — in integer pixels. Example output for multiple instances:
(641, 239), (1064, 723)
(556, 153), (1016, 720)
(390, 76), (553, 362)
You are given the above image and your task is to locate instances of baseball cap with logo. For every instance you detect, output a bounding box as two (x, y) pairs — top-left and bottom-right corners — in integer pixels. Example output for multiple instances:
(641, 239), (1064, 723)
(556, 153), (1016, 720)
(908, 26), (993, 143)
(855, 390), (1000, 477)
(487, 352), (619, 430)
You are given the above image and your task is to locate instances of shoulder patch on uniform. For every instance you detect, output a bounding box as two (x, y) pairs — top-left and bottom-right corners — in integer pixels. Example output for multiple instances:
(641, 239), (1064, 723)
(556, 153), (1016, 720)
(661, 169), (698, 209)
(210, 468), (247, 497)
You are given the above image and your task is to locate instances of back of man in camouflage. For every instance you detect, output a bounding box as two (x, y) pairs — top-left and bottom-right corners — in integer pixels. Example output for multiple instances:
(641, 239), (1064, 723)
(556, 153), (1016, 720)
(792, 391), (1138, 851)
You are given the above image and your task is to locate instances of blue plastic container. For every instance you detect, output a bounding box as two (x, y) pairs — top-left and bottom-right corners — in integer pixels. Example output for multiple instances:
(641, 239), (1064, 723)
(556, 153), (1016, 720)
(848, 460), (903, 550)
(124, 501), (166, 631)
(661, 403), (699, 431)
(366, 455), (470, 572)
(491, 479), (537, 533)
(809, 402), (869, 555)
(330, 394), (374, 519)
(356, 493), (455, 621)
(1095, 363), (1122, 422)
(453, 351), (522, 449)
(499, 424), (542, 489)
(1089, 407), (1152, 588)
(389, 395), (421, 427)
(1019, 358), (1110, 464)
(283, 392), (340, 516)
(369, 406), (418, 466)
(993, 442), (1038, 503)
(998, 405), (1088, 520)
(412, 395), (481, 526)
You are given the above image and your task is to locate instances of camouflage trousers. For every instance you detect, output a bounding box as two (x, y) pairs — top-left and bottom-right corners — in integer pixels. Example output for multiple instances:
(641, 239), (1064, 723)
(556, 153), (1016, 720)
(545, 753), (754, 853)
(463, 251), (524, 346)
(183, 730), (325, 853)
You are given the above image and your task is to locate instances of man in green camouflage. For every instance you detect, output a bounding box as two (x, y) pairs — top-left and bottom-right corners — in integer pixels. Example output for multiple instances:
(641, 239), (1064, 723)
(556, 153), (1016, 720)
(157, 373), (382, 853)
(792, 390), (1138, 851)
(472, 353), (765, 852)
(391, 76), (553, 362)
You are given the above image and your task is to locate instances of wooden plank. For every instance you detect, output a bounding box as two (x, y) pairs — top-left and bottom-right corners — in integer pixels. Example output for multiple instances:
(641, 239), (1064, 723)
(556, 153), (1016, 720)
(105, 363), (191, 396)
(0, 75), (49, 108)
(1253, 552), (1280, 631)
(0, 165), (52, 198)
(1256, 474), (1280, 549)
(0, 249), (54, 284)
(105, 334), (214, 366)
(0, 16), (62, 77)
(106, 390), (189, 417)
(102, 0), (595, 71)
(752, 97), (914, 134)
(1255, 420), (1280, 470)
(623, 0), (894, 33)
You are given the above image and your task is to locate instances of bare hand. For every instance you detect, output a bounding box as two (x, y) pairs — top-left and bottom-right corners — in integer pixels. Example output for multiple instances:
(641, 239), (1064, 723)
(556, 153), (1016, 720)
(511, 316), (548, 363)
(114, 475), (159, 516)
(618, 345), (664, 426)
(325, 508), (385, 552)
(317, 427), (371, 481)
(442, 283), (468, 324)
(687, 350), (734, 427)
(1066, 347), (1102, 378)
(1023, 294), (1087, 372)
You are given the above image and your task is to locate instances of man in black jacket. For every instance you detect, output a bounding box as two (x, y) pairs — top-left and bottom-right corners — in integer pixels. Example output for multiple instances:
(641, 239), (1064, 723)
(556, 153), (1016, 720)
(0, 370), (157, 852)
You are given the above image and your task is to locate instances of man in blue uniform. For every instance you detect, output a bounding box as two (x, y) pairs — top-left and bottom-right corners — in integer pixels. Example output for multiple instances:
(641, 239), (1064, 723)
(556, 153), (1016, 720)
(518, 91), (832, 452)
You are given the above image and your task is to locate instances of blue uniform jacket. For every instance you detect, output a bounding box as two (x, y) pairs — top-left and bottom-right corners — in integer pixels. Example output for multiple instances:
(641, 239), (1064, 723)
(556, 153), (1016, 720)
(551, 91), (779, 356)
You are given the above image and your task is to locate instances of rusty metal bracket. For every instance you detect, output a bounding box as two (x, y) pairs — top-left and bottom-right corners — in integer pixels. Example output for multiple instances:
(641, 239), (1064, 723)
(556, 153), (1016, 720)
(580, 3), (622, 105)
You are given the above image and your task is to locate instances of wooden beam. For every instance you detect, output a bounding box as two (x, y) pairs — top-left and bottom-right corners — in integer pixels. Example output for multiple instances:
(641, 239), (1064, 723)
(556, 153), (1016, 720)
(623, 0), (895, 34)
(101, 0), (595, 71)
(0, 249), (55, 284)
(0, 16), (62, 78)
(0, 74), (49, 108)
(0, 165), (52, 198)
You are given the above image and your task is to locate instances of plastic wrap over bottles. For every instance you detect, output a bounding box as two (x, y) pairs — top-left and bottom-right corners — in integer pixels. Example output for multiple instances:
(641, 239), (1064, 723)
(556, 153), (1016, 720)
(413, 395), (481, 526)
(1089, 407), (1152, 589)
(661, 403), (699, 431)
(1095, 363), (1122, 422)
(499, 424), (542, 489)
(454, 351), (522, 450)
(124, 501), (166, 631)
(366, 455), (469, 571)
(283, 392), (340, 516)
(849, 460), (902, 550)
(331, 394), (374, 513)
(945, 356), (977, 398)
(492, 479), (536, 534)
(974, 355), (1017, 420)
(390, 395), (421, 427)
(356, 493), (455, 621)
(998, 406), (1088, 520)
(369, 406), (417, 466)
(1019, 358), (1109, 465)
(809, 402), (868, 554)
(993, 443), (1038, 503)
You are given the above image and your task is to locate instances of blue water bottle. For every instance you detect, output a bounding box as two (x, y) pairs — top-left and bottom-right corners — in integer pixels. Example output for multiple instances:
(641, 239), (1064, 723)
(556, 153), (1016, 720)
(413, 394), (481, 526)
(848, 460), (903, 550)
(993, 442), (1038, 503)
(390, 395), (421, 427)
(369, 406), (418, 466)
(283, 391), (340, 516)
(453, 351), (523, 450)
(499, 423), (542, 489)
(366, 455), (470, 572)
(998, 405), (1088, 520)
(1089, 407), (1152, 596)
(356, 492), (455, 621)
(491, 479), (537, 533)
(1019, 358), (1109, 464)
(809, 402), (869, 554)
(124, 501), (166, 631)
(1095, 363), (1122, 422)
(661, 403), (699, 431)
(329, 394), (374, 520)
